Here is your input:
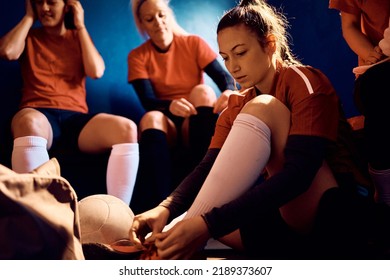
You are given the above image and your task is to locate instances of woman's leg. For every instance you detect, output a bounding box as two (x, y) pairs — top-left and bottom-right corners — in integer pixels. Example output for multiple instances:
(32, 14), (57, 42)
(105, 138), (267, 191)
(11, 108), (52, 173)
(78, 113), (139, 205)
(185, 84), (219, 167)
(356, 62), (390, 205)
(130, 111), (176, 213)
(185, 95), (289, 219)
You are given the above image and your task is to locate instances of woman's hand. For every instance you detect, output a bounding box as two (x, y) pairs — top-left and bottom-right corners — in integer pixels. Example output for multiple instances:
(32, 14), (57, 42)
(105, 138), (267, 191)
(169, 98), (197, 118)
(364, 46), (384, 65)
(154, 216), (211, 259)
(26, 0), (36, 21)
(129, 206), (170, 249)
(66, 0), (85, 30)
(213, 89), (235, 114)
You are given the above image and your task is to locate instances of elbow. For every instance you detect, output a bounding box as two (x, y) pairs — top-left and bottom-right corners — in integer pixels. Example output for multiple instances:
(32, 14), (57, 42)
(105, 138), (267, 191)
(88, 67), (105, 79)
(0, 46), (21, 61)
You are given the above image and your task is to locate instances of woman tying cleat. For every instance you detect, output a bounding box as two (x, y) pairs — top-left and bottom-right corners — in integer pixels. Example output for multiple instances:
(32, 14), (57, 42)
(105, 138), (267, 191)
(129, 0), (384, 259)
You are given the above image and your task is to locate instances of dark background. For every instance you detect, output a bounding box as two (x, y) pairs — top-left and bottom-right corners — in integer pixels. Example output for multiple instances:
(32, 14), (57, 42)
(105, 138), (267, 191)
(0, 0), (357, 166)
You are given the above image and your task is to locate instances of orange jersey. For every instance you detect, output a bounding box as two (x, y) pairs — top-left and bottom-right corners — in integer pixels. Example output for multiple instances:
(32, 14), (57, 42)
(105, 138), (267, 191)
(127, 34), (217, 100)
(19, 28), (88, 113)
(210, 63), (340, 149)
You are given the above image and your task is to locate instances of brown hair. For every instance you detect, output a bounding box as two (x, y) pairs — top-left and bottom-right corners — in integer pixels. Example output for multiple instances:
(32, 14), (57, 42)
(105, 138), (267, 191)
(217, 0), (301, 66)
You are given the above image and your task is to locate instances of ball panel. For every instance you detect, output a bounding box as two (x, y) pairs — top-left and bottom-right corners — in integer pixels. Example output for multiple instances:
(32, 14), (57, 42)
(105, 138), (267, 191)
(78, 195), (134, 245)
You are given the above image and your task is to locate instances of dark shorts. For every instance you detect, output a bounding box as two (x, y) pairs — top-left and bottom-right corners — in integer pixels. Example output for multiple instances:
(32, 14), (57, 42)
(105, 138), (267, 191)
(240, 187), (379, 260)
(35, 108), (96, 150)
(239, 208), (306, 259)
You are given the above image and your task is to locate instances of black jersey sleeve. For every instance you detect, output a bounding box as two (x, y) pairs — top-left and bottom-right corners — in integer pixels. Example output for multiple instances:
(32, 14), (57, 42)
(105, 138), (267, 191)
(131, 78), (171, 112)
(204, 59), (235, 91)
(159, 148), (220, 221)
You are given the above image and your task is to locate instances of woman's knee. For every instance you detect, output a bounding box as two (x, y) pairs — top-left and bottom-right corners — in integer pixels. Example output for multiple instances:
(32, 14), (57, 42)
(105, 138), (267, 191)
(240, 94), (290, 130)
(112, 115), (138, 142)
(11, 108), (51, 138)
(189, 84), (217, 107)
(85, 113), (138, 144)
(240, 95), (290, 173)
(139, 111), (169, 133)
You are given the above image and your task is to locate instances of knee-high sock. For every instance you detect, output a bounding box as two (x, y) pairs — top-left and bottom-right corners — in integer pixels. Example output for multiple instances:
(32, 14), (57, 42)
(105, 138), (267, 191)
(106, 143), (139, 205)
(185, 113), (271, 219)
(130, 129), (172, 214)
(369, 166), (390, 206)
(189, 106), (219, 166)
(11, 136), (49, 173)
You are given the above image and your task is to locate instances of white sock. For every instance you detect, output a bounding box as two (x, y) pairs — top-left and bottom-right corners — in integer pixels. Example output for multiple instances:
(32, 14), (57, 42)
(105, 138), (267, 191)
(11, 136), (49, 173)
(106, 143), (139, 205)
(369, 166), (390, 206)
(185, 113), (271, 219)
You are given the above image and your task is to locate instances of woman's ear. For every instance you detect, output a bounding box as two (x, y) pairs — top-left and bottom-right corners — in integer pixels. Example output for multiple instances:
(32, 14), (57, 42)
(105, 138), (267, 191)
(265, 34), (277, 54)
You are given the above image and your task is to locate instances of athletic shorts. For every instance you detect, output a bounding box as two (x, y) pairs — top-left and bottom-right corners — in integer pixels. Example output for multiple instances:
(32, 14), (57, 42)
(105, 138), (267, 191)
(239, 208), (307, 259)
(240, 187), (376, 260)
(35, 108), (96, 150)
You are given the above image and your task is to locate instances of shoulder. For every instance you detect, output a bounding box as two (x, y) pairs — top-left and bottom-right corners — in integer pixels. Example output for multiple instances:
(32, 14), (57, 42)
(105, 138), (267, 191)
(329, 0), (361, 14)
(281, 64), (332, 94)
(228, 87), (254, 105)
(174, 34), (209, 47)
(129, 40), (151, 55)
(128, 40), (152, 59)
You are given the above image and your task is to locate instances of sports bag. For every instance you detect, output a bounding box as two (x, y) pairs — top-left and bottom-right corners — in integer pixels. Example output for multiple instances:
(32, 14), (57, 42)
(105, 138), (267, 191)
(0, 158), (84, 259)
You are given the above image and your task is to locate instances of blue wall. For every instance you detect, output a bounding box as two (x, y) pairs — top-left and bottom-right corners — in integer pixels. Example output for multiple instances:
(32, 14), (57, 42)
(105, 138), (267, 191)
(0, 0), (358, 150)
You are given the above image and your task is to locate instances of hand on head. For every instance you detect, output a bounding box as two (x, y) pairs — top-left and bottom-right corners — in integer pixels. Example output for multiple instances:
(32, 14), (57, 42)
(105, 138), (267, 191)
(66, 0), (85, 30)
(25, 0), (36, 20)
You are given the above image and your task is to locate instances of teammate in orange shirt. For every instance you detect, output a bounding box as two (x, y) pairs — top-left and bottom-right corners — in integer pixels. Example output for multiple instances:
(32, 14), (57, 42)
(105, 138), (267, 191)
(0, 0), (139, 205)
(329, 0), (390, 206)
(129, 0), (385, 260)
(128, 0), (235, 214)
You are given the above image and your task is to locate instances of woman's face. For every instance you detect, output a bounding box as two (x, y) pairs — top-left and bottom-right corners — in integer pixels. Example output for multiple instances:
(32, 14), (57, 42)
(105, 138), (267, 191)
(139, 0), (174, 47)
(218, 24), (276, 92)
(33, 0), (66, 28)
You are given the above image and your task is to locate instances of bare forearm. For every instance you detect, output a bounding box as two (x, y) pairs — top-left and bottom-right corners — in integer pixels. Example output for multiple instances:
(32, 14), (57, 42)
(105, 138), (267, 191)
(342, 24), (376, 60)
(77, 27), (105, 79)
(0, 15), (34, 60)
(340, 11), (381, 64)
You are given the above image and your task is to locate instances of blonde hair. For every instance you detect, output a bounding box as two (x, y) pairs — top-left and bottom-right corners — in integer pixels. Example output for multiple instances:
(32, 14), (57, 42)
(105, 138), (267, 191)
(217, 0), (301, 66)
(130, 0), (188, 40)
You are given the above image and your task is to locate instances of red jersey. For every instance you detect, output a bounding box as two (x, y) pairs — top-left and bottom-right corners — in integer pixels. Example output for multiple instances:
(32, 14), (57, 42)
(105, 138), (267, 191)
(210, 62), (340, 149)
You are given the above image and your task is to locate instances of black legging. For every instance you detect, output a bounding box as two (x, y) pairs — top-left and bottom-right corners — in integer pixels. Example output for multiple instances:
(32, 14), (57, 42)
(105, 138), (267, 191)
(354, 61), (390, 170)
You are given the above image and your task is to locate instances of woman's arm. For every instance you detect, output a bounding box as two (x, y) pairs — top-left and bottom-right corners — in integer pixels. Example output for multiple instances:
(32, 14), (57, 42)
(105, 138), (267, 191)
(204, 59), (235, 92)
(131, 79), (171, 111)
(0, 0), (34, 60)
(204, 59), (236, 113)
(159, 148), (219, 221)
(69, 0), (105, 79)
(340, 11), (383, 65)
